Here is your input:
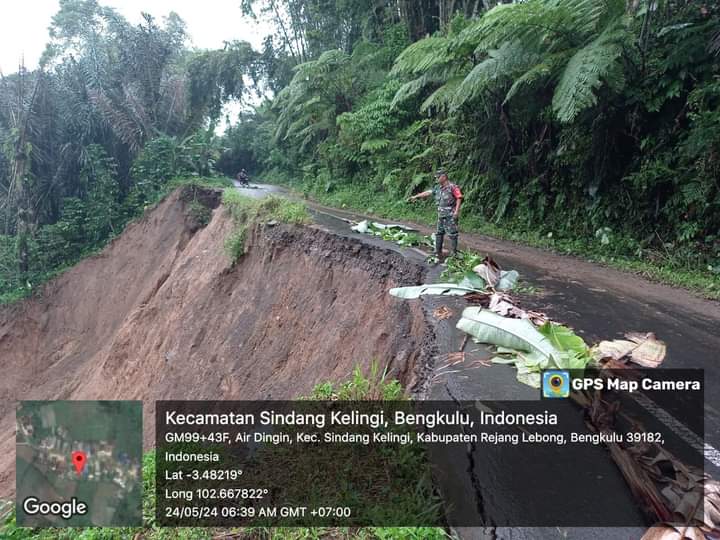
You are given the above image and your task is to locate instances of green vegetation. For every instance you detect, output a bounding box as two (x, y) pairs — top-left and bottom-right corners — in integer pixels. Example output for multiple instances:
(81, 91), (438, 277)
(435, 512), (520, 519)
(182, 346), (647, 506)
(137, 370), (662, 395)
(218, 0), (720, 297)
(222, 190), (311, 262)
(1, 366), (446, 540)
(300, 184), (720, 298)
(309, 362), (404, 401)
(0, 176), (230, 305)
(5, 1), (717, 299)
(0, 0), (250, 304)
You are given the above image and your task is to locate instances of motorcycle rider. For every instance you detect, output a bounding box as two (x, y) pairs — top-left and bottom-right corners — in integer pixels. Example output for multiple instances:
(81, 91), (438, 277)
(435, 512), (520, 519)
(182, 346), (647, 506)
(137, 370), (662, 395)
(236, 169), (249, 186)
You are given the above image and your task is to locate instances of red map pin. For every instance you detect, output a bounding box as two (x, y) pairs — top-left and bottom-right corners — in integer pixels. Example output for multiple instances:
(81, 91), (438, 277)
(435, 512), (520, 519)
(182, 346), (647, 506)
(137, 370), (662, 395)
(71, 451), (87, 475)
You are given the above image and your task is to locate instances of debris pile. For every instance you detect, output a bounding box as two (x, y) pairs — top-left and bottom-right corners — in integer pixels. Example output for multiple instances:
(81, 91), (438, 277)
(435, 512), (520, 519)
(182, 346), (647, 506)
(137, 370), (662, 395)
(387, 247), (719, 537)
(350, 220), (426, 247)
(441, 253), (519, 291)
(595, 333), (668, 369)
(390, 253), (668, 388)
(457, 309), (593, 387)
(574, 387), (720, 538)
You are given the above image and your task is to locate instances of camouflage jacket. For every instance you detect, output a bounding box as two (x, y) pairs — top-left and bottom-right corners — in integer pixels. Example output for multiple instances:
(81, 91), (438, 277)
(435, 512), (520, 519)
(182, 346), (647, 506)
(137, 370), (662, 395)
(432, 183), (463, 217)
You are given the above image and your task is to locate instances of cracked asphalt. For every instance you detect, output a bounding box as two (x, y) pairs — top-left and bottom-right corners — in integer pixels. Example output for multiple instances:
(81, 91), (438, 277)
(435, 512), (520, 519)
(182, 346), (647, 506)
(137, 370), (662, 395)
(236, 180), (718, 539)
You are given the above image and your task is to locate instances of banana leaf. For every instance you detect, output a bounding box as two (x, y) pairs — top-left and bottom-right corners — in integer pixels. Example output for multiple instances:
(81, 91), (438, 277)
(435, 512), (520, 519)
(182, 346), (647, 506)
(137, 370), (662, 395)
(351, 220), (370, 233)
(538, 322), (588, 355)
(456, 308), (560, 360)
(517, 366), (542, 388)
(491, 348), (550, 388)
(458, 271), (487, 290)
(538, 322), (592, 368)
(389, 284), (479, 299)
(490, 356), (519, 364)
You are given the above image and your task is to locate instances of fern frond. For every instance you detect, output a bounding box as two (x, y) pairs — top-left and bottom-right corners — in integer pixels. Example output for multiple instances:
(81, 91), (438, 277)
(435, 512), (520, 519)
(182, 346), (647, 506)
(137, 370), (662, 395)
(391, 37), (452, 77)
(409, 147), (434, 163)
(681, 181), (708, 206)
(297, 118), (333, 153)
(293, 50), (350, 81)
(712, 29), (720, 55)
(552, 20), (627, 122)
(399, 119), (431, 138)
(360, 138), (391, 152)
(503, 51), (569, 105)
(458, 0), (616, 57)
(452, 41), (536, 110)
(390, 75), (436, 109)
(420, 76), (466, 114)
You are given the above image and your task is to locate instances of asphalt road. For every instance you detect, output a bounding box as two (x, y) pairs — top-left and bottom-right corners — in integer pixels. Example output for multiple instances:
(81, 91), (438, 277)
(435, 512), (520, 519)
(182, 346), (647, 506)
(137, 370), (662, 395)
(236, 181), (719, 538)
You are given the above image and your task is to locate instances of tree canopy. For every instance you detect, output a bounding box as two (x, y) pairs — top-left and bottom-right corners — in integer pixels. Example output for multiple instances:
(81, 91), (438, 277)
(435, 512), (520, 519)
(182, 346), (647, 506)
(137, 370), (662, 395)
(1, 0), (719, 301)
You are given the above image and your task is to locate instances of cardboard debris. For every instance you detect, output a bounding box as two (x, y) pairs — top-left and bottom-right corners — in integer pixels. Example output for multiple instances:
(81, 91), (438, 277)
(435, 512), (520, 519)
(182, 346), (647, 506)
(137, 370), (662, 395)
(471, 256), (519, 291)
(488, 293), (549, 326)
(432, 306), (453, 320)
(597, 332), (667, 368)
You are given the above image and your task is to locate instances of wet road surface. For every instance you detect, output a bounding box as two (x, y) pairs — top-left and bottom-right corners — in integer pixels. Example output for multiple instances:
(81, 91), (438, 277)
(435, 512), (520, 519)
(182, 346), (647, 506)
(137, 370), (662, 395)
(235, 181), (719, 538)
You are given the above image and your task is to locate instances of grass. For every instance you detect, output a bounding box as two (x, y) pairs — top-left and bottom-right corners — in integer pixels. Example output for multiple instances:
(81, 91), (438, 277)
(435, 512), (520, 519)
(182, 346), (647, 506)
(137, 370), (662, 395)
(308, 362), (404, 401)
(222, 190), (312, 263)
(0, 366), (448, 540)
(283, 180), (720, 300)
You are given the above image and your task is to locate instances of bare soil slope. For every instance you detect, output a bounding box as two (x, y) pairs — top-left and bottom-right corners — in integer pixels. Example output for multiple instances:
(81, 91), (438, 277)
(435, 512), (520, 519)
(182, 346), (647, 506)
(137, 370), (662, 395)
(0, 187), (430, 497)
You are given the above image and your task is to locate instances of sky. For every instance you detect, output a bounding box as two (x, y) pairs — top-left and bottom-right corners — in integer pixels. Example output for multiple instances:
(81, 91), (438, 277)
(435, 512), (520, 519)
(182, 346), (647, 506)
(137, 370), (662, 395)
(0, 1), (274, 130)
(0, 1), (273, 74)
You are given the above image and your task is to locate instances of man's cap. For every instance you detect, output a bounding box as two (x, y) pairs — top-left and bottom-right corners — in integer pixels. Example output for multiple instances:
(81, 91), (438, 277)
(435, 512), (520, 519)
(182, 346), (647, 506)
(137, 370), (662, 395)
(434, 169), (447, 177)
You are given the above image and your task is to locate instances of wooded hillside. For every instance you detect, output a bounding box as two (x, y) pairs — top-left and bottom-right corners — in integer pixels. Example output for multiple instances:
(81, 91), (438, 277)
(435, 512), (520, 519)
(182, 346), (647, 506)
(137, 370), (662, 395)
(1, 0), (719, 301)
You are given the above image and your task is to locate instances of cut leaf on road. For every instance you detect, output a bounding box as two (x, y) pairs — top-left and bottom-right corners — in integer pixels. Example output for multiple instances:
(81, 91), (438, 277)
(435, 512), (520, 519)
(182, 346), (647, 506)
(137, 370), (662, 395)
(456, 308), (560, 361)
(390, 284), (480, 299)
(487, 293), (549, 325)
(458, 271), (487, 290)
(538, 322), (590, 358)
(473, 259), (501, 287)
(497, 270), (519, 291)
(470, 256), (519, 291)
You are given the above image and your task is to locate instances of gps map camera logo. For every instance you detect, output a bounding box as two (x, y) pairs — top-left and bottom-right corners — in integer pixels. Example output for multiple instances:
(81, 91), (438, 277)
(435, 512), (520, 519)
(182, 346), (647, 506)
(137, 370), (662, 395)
(542, 370), (570, 398)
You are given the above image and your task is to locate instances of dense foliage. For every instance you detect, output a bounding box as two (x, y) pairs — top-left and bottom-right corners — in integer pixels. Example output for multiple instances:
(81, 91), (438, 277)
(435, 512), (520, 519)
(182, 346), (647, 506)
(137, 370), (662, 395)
(223, 0), (720, 287)
(0, 0), (260, 301)
(2, 0), (719, 303)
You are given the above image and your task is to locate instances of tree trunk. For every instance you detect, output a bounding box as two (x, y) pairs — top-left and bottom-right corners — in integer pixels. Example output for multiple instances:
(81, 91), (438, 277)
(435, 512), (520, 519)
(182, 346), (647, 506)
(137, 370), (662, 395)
(9, 68), (41, 275)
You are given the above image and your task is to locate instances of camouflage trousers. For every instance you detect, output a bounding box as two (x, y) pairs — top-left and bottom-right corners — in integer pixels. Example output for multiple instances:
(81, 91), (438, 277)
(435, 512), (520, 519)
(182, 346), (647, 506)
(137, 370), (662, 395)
(436, 214), (458, 238)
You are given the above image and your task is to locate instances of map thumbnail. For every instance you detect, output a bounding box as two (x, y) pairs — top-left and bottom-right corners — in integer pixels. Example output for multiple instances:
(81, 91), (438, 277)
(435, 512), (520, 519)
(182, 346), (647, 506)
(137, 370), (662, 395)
(16, 401), (142, 527)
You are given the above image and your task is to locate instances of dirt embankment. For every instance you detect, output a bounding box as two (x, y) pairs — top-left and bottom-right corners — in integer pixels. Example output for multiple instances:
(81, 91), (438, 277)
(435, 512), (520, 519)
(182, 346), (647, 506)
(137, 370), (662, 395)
(0, 187), (432, 497)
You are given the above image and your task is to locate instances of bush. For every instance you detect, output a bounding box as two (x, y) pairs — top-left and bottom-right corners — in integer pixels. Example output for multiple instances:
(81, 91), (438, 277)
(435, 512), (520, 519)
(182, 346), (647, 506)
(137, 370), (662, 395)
(222, 191), (311, 263)
(308, 362), (404, 401)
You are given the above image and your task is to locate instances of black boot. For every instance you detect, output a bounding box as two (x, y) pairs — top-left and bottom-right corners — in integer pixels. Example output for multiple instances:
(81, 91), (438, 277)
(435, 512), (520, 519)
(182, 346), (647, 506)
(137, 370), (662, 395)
(449, 236), (458, 258)
(434, 233), (444, 259)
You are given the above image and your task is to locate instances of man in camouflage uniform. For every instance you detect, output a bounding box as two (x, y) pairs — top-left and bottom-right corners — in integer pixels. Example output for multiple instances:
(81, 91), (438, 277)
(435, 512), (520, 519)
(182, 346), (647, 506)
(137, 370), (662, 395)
(408, 169), (463, 259)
